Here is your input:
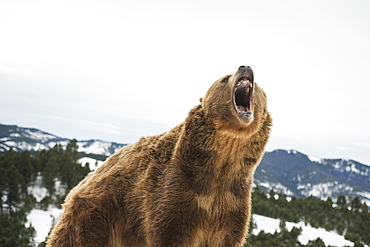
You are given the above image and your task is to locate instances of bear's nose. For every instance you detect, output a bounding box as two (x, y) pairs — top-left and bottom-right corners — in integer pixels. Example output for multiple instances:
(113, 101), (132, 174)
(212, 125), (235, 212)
(239, 65), (251, 71)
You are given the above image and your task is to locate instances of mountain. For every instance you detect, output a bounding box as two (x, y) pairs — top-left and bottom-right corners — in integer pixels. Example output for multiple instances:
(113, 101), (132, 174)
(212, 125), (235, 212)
(256, 149), (370, 205)
(0, 124), (127, 156)
(1, 123), (369, 204)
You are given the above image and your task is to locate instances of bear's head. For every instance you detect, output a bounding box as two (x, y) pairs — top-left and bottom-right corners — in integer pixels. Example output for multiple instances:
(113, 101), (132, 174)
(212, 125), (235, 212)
(202, 66), (269, 137)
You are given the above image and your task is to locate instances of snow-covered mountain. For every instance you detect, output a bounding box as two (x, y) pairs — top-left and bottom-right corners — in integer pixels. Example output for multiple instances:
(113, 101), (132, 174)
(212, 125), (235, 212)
(256, 149), (370, 205)
(0, 124), (126, 156)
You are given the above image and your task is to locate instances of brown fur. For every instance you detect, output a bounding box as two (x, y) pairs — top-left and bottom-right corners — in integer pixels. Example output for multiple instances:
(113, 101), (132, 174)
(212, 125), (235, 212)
(47, 67), (272, 247)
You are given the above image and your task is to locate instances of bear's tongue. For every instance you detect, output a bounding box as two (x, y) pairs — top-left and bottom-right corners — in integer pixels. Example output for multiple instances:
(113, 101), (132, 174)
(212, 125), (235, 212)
(237, 105), (247, 112)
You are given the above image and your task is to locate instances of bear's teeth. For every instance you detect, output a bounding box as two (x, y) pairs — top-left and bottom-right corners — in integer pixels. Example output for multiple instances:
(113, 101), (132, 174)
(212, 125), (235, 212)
(236, 80), (251, 87)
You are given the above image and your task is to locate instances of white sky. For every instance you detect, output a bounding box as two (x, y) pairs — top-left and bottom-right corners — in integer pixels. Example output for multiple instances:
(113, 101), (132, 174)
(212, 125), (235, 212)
(1, 0), (370, 164)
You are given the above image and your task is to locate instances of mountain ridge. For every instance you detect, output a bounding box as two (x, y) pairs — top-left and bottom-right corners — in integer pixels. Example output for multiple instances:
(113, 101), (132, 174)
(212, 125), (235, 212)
(256, 149), (370, 205)
(0, 123), (127, 156)
(1, 123), (369, 205)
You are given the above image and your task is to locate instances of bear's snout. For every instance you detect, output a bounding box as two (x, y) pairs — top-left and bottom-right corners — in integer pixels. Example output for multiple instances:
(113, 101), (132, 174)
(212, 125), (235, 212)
(238, 65), (251, 70)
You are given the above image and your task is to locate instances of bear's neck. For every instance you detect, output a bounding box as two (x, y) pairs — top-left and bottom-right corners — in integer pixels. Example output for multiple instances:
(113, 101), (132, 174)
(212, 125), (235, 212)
(173, 105), (270, 179)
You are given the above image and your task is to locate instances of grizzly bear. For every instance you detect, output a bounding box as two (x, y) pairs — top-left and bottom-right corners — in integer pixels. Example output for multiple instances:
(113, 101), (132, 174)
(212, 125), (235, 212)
(47, 65), (272, 247)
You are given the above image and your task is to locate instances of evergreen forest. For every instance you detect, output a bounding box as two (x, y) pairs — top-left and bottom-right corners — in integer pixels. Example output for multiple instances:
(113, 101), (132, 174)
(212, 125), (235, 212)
(0, 142), (369, 247)
(0, 140), (90, 247)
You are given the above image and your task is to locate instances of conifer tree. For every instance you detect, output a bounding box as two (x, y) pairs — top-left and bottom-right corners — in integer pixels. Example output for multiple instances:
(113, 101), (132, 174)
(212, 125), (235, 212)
(6, 164), (22, 212)
(0, 209), (35, 247)
(42, 156), (58, 197)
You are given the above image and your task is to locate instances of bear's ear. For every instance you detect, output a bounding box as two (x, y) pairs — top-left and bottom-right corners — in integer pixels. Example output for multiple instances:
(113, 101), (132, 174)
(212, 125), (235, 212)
(221, 77), (229, 83)
(199, 97), (203, 103)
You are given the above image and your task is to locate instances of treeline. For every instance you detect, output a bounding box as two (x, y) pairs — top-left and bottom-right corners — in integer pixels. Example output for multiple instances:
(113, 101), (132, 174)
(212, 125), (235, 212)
(0, 140), (91, 247)
(245, 186), (370, 247)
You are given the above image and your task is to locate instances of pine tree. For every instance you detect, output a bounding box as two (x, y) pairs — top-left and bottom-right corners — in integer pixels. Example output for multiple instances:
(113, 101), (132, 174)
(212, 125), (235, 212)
(6, 164), (22, 212)
(0, 209), (35, 247)
(350, 197), (361, 212)
(42, 156), (58, 197)
(16, 151), (34, 195)
(336, 195), (347, 208)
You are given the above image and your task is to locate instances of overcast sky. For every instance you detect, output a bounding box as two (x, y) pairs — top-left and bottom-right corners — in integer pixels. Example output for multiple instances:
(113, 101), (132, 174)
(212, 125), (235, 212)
(1, 0), (370, 165)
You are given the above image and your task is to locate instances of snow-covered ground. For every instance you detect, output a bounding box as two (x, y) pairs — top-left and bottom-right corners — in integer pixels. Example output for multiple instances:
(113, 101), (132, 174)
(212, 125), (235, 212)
(26, 206), (62, 244)
(79, 157), (105, 171)
(252, 214), (355, 247)
(25, 157), (104, 244)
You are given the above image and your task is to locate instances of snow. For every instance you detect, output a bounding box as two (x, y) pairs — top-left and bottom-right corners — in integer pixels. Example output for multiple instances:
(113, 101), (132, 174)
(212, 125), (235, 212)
(308, 155), (322, 163)
(256, 181), (295, 196)
(26, 206), (63, 244)
(4, 140), (48, 152)
(345, 163), (361, 174)
(79, 157), (105, 171)
(9, 133), (20, 137)
(356, 191), (370, 200)
(28, 183), (48, 203)
(252, 214), (354, 247)
(47, 141), (69, 150)
(258, 182), (270, 189)
(24, 129), (57, 142)
(331, 161), (342, 170)
(355, 191), (370, 206)
(252, 214), (280, 234)
(299, 182), (354, 198)
(78, 140), (114, 156)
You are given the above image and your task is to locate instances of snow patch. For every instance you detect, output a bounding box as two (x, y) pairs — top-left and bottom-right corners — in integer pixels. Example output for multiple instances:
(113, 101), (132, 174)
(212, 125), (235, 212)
(256, 181), (295, 196)
(28, 176), (48, 202)
(23, 129), (57, 142)
(299, 182), (354, 198)
(258, 182), (270, 189)
(345, 163), (361, 174)
(308, 155), (322, 163)
(78, 140), (111, 156)
(9, 133), (20, 137)
(252, 214), (280, 234)
(26, 206), (63, 244)
(252, 214), (354, 247)
(79, 157), (105, 171)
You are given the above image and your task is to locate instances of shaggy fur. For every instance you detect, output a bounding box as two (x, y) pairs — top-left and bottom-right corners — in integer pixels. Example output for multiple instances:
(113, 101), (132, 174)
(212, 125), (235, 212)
(47, 66), (272, 247)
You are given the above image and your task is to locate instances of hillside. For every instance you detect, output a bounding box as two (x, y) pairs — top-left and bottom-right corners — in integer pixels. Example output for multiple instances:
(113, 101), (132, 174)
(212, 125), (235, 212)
(0, 124), (126, 156)
(256, 150), (370, 205)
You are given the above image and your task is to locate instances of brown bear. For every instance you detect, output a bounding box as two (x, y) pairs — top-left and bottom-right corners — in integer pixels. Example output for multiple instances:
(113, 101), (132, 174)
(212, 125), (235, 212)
(47, 65), (272, 247)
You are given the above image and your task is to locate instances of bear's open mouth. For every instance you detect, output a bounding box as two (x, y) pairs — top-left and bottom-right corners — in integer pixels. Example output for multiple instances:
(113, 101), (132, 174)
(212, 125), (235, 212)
(233, 73), (254, 116)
